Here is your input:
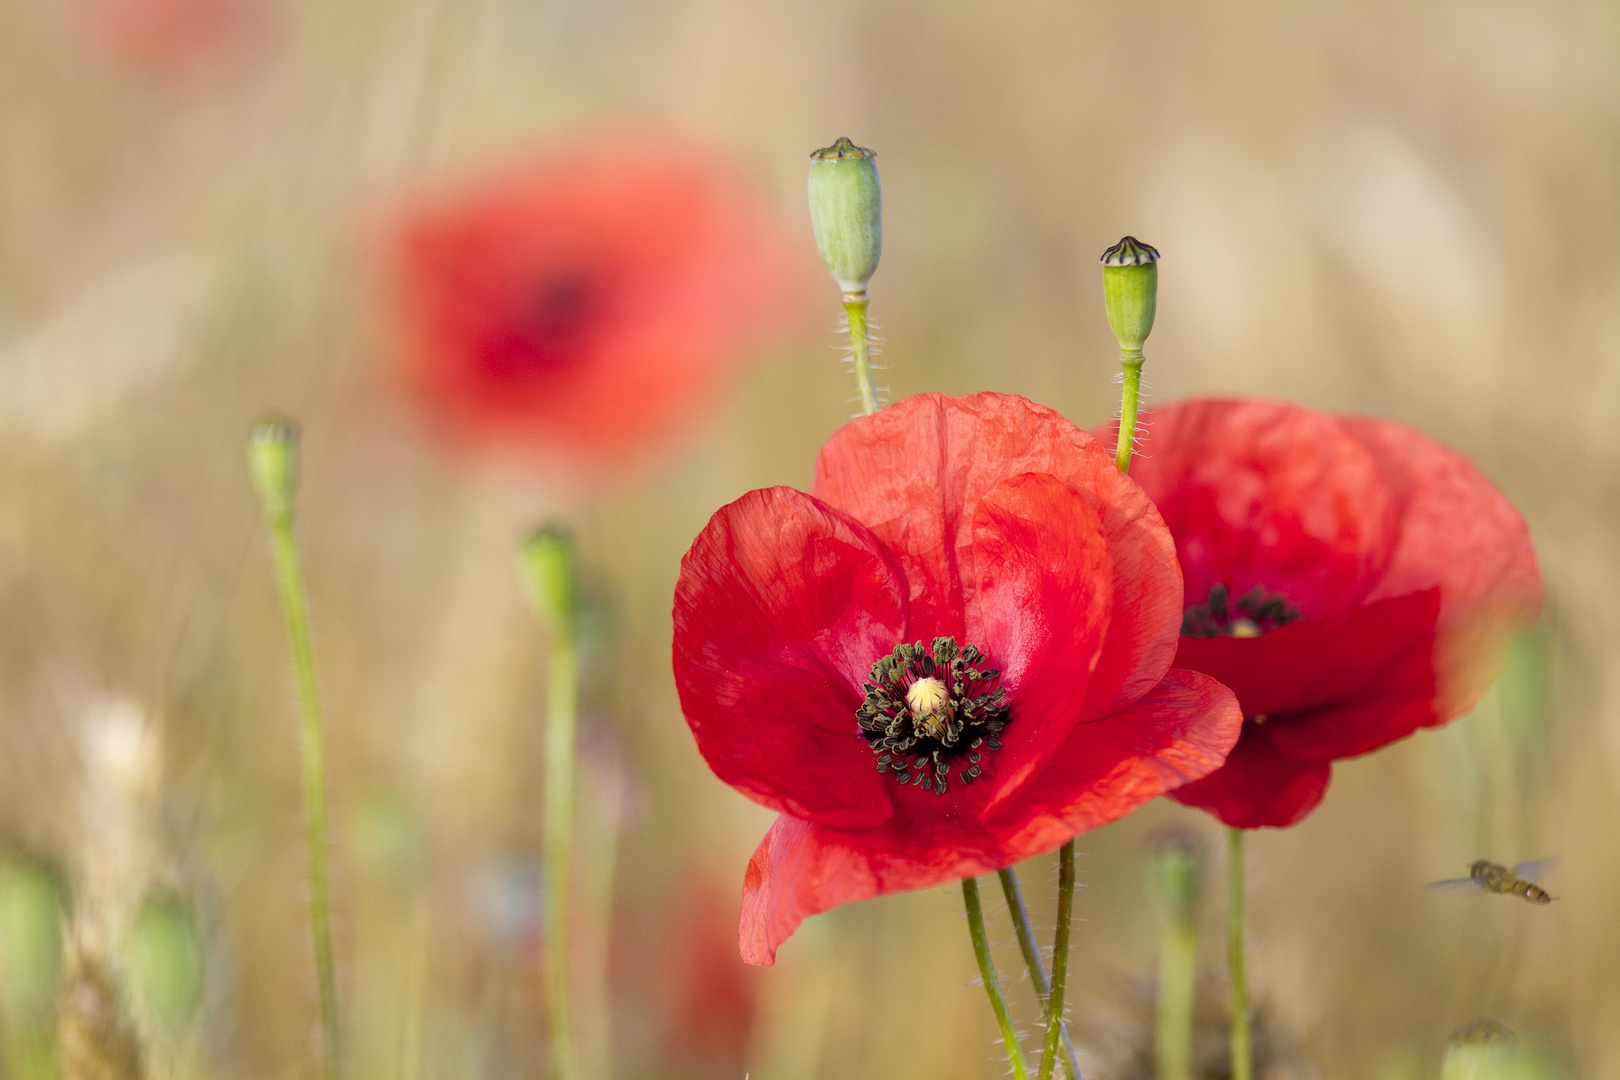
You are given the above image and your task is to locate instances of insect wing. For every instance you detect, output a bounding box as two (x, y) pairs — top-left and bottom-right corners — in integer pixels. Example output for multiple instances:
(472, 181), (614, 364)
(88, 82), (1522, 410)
(1426, 876), (1486, 894)
(1510, 858), (1558, 884)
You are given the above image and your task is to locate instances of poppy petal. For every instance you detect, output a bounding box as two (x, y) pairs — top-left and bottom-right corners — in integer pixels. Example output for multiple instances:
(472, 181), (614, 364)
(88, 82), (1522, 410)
(983, 668), (1244, 848)
(1171, 588), (1441, 720)
(963, 473), (1112, 808)
(815, 393), (1181, 715)
(1168, 721), (1333, 829)
(737, 669), (1241, 965)
(673, 486), (905, 829)
(1344, 416), (1543, 720)
(1266, 634), (1438, 762)
(1116, 398), (1401, 620)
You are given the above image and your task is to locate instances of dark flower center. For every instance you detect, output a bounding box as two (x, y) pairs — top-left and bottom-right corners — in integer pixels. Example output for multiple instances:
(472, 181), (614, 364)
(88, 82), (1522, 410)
(856, 637), (1008, 795)
(478, 271), (600, 378)
(1181, 583), (1301, 638)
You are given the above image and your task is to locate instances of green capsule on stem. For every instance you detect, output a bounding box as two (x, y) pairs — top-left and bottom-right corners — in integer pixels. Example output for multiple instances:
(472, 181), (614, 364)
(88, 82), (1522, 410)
(1101, 235), (1159, 356)
(248, 416), (299, 523)
(1442, 1019), (1519, 1080)
(809, 137), (882, 296)
(520, 527), (580, 635)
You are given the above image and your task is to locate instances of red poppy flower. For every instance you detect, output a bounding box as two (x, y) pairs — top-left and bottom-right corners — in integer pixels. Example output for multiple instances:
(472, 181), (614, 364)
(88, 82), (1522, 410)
(1101, 398), (1542, 829)
(385, 135), (808, 475)
(72, 0), (262, 76)
(657, 876), (760, 1069)
(673, 393), (1243, 965)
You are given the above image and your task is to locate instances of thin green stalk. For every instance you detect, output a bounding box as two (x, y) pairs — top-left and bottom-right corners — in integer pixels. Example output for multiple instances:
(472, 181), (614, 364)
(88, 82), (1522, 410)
(1156, 913), (1196, 1080)
(844, 295), (879, 416)
(997, 868), (1081, 1079)
(400, 895), (429, 1080)
(1116, 353), (1144, 473)
(963, 877), (1030, 1080)
(1038, 843), (1075, 1080)
(1227, 828), (1252, 1080)
(542, 631), (579, 1080)
(264, 512), (343, 1080)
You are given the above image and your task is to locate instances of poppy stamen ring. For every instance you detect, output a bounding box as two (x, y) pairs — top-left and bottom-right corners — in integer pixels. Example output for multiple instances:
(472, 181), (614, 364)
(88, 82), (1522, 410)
(856, 637), (1008, 795)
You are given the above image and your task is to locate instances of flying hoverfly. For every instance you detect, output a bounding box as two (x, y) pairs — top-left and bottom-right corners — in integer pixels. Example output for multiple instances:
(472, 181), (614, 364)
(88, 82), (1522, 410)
(1427, 859), (1557, 905)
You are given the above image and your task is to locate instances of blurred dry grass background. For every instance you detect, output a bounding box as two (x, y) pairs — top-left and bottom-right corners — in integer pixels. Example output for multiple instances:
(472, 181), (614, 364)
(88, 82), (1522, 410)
(0, 0), (1616, 1077)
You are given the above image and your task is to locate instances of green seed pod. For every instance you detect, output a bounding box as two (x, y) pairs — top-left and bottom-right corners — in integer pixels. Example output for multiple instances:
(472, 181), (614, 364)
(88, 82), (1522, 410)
(1100, 235), (1160, 355)
(247, 416), (299, 522)
(123, 891), (206, 1040)
(520, 526), (579, 634)
(1442, 1019), (1518, 1080)
(809, 137), (882, 295)
(0, 856), (70, 1022)
(1147, 831), (1204, 928)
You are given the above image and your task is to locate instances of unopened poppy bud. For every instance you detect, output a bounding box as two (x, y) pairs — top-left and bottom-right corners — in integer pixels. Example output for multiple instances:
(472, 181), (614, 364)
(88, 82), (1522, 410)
(808, 137), (882, 296)
(1100, 236), (1159, 356)
(1442, 1019), (1518, 1080)
(1148, 831), (1204, 928)
(123, 891), (206, 1040)
(0, 856), (70, 1022)
(520, 526), (579, 634)
(247, 416), (299, 522)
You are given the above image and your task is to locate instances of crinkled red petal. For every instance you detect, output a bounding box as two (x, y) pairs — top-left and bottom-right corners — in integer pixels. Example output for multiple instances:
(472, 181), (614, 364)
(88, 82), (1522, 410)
(814, 393), (1182, 718)
(1172, 588), (1439, 721)
(964, 473), (1112, 808)
(737, 668), (1241, 965)
(1109, 398), (1401, 620)
(1168, 720), (1333, 829)
(1343, 416), (1543, 720)
(673, 486), (905, 829)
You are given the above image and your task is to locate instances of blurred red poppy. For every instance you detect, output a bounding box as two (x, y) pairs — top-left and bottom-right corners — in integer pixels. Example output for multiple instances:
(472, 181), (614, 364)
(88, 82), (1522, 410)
(1101, 398), (1542, 828)
(73, 0), (262, 76)
(674, 393), (1242, 965)
(659, 877), (760, 1069)
(385, 136), (808, 475)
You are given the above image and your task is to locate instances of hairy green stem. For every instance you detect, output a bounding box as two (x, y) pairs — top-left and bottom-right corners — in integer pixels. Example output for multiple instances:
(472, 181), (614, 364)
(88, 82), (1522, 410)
(1038, 843), (1076, 1080)
(1228, 828), (1252, 1080)
(1116, 353), (1144, 473)
(844, 295), (879, 416)
(264, 512), (343, 1080)
(1156, 910), (1196, 1080)
(543, 631), (579, 1079)
(997, 868), (1081, 1079)
(964, 877), (1030, 1080)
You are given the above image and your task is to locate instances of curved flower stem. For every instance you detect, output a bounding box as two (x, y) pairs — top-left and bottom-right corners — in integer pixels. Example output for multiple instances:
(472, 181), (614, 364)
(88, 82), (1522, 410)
(1038, 842), (1076, 1080)
(1115, 351), (1144, 473)
(963, 877), (1030, 1080)
(543, 629), (580, 1080)
(844, 293), (879, 416)
(1228, 828), (1252, 1080)
(262, 507), (343, 1080)
(998, 868), (1082, 1079)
